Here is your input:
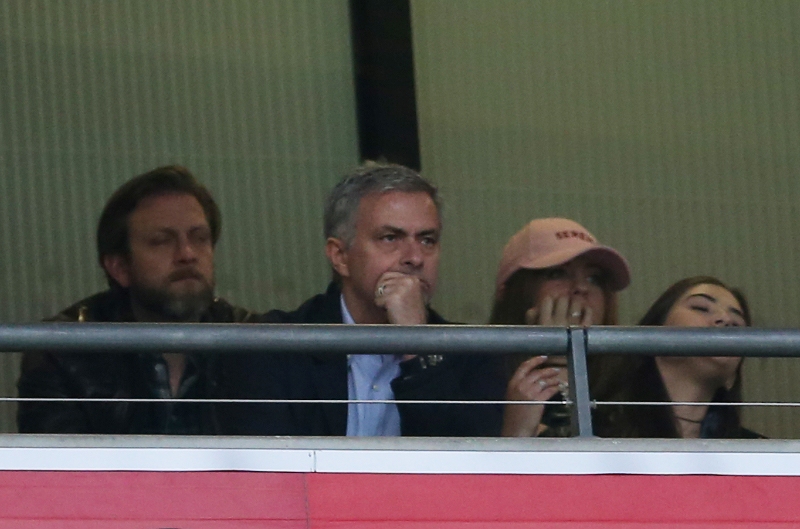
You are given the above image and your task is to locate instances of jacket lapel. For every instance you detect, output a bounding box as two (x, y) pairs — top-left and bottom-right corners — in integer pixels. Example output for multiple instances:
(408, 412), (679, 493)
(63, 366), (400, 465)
(306, 283), (349, 435)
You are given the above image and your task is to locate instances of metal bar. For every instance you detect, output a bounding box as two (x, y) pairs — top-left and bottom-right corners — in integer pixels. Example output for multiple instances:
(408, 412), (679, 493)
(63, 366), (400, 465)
(3, 324), (800, 356)
(594, 401), (800, 407)
(587, 327), (800, 357)
(0, 323), (569, 355)
(4, 397), (797, 407)
(1, 398), (539, 405)
(567, 327), (594, 437)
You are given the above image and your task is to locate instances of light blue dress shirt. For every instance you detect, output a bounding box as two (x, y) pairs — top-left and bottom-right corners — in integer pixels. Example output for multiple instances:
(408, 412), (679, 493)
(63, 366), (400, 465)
(341, 296), (402, 436)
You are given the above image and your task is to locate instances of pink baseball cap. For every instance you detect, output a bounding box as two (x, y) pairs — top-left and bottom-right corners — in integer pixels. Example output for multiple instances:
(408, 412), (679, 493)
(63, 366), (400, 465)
(495, 218), (631, 296)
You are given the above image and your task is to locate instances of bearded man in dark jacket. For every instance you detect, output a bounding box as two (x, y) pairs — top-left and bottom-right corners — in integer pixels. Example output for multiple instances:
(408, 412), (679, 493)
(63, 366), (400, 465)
(17, 166), (258, 434)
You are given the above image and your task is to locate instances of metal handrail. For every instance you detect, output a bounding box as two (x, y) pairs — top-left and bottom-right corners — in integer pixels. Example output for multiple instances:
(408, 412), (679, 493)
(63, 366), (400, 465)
(587, 327), (800, 357)
(2, 323), (799, 355)
(3, 323), (800, 437)
(0, 323), (567, 355)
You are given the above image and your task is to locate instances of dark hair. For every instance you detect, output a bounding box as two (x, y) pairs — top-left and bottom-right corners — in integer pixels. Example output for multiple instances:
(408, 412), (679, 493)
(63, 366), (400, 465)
(323, 162), (441, 246)
(96, 165), (221, 287)
(489, 267), (620, 327)
(638, 275), (751, 327)
(593, 276), (750, 438)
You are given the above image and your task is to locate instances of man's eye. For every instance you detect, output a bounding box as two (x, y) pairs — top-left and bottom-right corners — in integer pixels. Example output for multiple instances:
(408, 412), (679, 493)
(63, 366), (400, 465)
(149, 237), (172, 246)
(380, 234), (397, 242)
(421, 236), (438, 246)
(191, 232), (212, 245)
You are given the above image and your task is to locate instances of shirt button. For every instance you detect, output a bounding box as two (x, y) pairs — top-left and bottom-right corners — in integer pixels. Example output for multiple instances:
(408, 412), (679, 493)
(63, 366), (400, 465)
(372, 384), (379, 391)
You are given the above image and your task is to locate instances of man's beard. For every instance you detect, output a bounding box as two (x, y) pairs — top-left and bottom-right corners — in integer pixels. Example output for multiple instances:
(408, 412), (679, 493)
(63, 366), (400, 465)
(128, 273), (214, 322)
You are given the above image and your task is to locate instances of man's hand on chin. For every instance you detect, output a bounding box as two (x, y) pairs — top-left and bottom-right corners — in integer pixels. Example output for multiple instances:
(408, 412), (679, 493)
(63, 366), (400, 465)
(374, 271), (428, 326)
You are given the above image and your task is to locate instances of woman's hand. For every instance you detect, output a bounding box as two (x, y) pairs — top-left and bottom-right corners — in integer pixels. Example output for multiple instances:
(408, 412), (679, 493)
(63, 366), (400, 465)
(501, 355), (565, 437)
(525, 296), (593, 327)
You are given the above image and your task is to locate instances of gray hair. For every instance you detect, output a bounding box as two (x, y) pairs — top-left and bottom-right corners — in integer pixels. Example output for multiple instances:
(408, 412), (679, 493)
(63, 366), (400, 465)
(323, 162), (441, 246)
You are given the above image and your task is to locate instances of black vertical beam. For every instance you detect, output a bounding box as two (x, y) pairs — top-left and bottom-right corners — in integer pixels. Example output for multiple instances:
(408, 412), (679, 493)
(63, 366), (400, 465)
(349, 0), (421, 170)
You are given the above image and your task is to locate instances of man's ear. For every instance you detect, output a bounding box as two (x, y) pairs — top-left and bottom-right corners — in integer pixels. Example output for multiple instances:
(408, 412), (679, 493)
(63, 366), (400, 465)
(102, 254), (132, 288)
(325, 237), (350, 278)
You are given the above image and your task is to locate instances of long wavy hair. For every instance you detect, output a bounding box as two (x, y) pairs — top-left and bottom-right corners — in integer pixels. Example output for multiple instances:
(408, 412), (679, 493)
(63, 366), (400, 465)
(490, 267), (620, 326)
(593, 276), (751, 438)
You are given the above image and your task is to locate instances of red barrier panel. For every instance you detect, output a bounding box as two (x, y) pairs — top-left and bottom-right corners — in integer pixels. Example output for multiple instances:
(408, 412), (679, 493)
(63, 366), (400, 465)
(2, 471), (800, 528)
(308, 473), (800, 527)
(0, 472), (306, 528)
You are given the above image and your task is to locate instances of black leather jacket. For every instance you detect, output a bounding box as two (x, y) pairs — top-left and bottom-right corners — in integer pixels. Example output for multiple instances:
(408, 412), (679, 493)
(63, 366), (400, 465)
(17, 289), (259, 434)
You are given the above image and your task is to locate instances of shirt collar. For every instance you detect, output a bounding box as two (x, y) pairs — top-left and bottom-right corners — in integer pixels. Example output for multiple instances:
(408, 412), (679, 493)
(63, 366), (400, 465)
(340, 294), (356, 325)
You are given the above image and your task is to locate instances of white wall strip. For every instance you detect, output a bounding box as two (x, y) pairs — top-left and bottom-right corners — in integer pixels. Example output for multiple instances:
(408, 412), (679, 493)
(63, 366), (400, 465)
(2, 445), (800, 476)
(0, 447), (315, 472)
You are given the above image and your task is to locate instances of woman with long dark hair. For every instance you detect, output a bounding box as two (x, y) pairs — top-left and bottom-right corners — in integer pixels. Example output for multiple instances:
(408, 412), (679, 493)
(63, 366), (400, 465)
(492, 218), (631, 437)
(594, 276), (760, 438)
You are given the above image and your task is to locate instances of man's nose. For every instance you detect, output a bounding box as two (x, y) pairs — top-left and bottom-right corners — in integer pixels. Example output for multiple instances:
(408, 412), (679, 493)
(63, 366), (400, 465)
(400, 241), (424, 269)
(174, 236), (198, 262)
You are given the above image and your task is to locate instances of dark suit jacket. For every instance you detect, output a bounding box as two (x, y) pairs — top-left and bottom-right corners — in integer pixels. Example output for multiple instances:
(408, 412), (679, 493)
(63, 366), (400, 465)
(222, 282), (505, 436)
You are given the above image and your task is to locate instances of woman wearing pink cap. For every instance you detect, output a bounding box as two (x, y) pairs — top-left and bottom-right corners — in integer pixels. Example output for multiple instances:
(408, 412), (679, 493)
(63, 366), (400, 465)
(491, 218), (631, 437)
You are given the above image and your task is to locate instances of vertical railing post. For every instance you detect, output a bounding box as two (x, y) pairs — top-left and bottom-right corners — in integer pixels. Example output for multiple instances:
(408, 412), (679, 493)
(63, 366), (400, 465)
(567, 327), (594, 437)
